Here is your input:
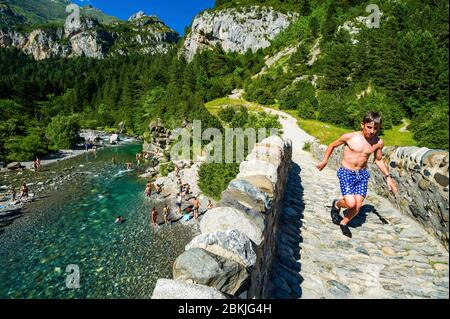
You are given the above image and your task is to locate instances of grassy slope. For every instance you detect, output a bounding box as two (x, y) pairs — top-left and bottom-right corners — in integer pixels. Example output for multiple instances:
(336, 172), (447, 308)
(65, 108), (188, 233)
(5, 0), (118, 25)
(205, 97), (263, 116)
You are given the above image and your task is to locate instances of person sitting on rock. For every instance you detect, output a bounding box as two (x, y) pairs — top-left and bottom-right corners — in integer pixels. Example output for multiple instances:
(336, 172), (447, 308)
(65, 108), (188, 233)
(206, 200), (213, 210)
(155, 184), (162, 199)
(184, 184), (190, 196)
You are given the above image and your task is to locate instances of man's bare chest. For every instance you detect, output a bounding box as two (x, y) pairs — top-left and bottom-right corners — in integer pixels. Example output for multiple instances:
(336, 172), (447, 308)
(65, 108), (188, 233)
(346, 137), (377, 155)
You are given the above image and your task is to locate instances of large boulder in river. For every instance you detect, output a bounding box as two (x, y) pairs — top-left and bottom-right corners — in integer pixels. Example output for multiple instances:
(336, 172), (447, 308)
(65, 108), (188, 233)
(6, 162), (24, 170)
(173, 248), (249, 295)
(109, 134), (120, 144)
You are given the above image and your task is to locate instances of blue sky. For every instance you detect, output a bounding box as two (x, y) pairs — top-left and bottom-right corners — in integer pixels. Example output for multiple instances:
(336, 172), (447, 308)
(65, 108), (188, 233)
(72, 0), (215, 35)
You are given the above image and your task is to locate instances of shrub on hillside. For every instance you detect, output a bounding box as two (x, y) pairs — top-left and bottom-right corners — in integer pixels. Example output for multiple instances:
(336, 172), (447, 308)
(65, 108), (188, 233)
(46, 115), (80, 150)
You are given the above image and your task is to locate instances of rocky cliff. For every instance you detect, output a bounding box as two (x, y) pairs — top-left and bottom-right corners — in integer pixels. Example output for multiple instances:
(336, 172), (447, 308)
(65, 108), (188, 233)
(183, 6), (298, 61)
(0, 11), (179, 60)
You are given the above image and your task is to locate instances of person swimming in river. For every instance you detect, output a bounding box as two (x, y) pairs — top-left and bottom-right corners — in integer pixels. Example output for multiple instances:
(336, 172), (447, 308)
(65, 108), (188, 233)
(136, 152), (142, 166)
(126, 161), (132, 170)
(151, 207), (158, 228)
(112, 155), (117, 164)
(145, 181), (152, 198)
(115, 216), (124, 224)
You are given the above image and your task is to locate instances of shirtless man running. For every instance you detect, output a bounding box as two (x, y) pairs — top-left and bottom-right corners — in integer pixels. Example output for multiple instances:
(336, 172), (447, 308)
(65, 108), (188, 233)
(316, 111), (398, 238)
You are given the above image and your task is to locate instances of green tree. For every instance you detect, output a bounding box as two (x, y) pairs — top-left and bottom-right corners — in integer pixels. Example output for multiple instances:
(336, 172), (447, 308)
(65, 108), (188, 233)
(46, 115), (80, 150)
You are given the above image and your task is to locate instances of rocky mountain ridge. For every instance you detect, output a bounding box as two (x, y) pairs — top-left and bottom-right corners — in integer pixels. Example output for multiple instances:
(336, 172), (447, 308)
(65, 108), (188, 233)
(183, 5), (299, 61)
(0, 11), (179, 60)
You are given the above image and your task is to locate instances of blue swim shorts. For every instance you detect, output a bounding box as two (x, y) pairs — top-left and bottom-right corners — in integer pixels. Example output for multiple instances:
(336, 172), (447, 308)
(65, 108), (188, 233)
(337, 167), (370, 197)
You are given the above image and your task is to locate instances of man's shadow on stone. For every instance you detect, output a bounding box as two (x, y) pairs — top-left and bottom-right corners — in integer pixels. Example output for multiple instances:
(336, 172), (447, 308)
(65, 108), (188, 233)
(346, 204), (389, 228)
(269, 162), (304, 299)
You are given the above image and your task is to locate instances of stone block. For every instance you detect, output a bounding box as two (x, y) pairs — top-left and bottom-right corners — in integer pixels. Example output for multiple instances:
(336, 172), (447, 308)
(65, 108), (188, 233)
(200, 207), (264, 245)
(173, 248), (249, 295)
(185, 229), (257, 267)
(151, 279), (227, 299)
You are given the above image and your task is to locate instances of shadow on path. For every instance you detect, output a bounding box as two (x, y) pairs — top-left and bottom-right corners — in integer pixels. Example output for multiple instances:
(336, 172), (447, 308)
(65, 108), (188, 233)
(267, 163), (305, 299)
(347, 204), (389, 228)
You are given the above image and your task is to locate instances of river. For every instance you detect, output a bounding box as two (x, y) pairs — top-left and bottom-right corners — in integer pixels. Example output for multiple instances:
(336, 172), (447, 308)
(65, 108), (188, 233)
(0, 143), (196, 298)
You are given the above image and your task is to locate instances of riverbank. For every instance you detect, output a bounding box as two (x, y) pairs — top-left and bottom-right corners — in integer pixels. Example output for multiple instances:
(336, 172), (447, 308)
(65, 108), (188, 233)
(0, 142), (199, 298)
(1, 130), (140, 173)
(0, 134), (140, 227)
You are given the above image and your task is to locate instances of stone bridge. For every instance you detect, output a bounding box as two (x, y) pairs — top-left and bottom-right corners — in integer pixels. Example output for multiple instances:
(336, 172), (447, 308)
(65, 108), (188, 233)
(266, 109), (449, 299)
(152, 108), (448, 299)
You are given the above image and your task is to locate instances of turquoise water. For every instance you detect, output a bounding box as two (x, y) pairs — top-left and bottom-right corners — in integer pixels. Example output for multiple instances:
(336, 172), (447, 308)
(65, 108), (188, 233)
(0, 143), (195, 298)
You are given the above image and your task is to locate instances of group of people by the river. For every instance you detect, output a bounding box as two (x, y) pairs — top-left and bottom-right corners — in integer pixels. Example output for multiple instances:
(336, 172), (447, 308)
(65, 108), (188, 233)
(7, 182), (30, 204)
(135, 150), (162, 167)
(143, 162), (215, 228)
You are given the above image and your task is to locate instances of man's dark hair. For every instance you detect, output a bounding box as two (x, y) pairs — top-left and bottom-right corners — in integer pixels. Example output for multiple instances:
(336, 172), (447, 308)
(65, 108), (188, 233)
(362, 111), (382, 127)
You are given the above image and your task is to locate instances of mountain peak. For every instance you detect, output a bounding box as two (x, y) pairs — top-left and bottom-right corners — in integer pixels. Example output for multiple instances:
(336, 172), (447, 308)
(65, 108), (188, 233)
(128, 11), (147, 21)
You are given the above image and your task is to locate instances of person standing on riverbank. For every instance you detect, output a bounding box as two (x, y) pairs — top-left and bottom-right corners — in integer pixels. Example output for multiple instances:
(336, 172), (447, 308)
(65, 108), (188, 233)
(151, 207), (158, 228)
(192, 197), (200, 220)
(176, 193), (182, 215)
(145, 181), (152, 198)
(33, 157), (40, 172)
(19, 182), (29, 201)
(163, 204), (170, 225)
(9, 186), (17, 203)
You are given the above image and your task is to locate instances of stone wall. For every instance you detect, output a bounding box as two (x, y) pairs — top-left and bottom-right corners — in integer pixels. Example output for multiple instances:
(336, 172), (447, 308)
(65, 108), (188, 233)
(310, 142), (449, 251)
(151, 135), (292, 299)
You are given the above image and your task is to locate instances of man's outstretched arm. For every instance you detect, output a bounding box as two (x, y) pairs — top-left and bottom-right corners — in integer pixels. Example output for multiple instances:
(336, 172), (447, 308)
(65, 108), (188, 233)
(316, 133), (351, 171)
(374, 141), (398, 194)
